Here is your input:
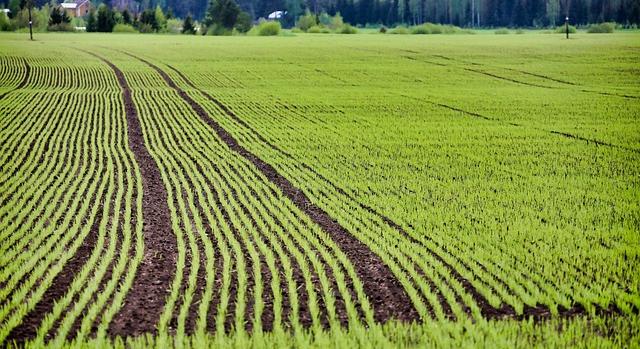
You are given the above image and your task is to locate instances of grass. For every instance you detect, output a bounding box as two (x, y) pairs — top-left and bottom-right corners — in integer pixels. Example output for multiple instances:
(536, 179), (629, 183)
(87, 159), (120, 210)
(0, 32), (639, 348)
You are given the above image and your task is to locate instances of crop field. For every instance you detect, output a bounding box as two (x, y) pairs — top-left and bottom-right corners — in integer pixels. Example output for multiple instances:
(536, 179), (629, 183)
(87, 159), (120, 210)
(0, 32), (639, 348)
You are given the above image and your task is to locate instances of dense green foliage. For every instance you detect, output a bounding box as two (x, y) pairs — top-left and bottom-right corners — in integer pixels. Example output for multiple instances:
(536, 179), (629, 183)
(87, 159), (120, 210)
(587, 21), (617, 32)
(204, 0), (241, 32)
(8, 0), (640, 30)
(182, 15), (197, 34)
(255, 20), (281, 34)
(0, 32), (639, 348)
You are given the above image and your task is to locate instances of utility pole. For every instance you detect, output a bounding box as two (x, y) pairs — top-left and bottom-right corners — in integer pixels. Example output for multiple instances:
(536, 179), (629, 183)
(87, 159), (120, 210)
(28, 0), (33, 41)
(565, 16), (569, 39)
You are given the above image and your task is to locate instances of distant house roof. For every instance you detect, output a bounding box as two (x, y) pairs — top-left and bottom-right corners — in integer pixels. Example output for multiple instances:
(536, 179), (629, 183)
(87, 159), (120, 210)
(267, 10), (286, 19)
(61, 0), (89, 9)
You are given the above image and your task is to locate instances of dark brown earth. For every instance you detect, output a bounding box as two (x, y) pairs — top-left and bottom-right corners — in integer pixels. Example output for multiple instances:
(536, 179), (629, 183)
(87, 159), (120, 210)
(125, 53), (420, 324)
(5, 197), (104, 343)
(82, 51), (177, 337)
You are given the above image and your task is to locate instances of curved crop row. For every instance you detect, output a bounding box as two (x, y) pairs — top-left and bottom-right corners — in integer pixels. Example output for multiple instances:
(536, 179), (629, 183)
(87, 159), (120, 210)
(0, 54), (143, 346)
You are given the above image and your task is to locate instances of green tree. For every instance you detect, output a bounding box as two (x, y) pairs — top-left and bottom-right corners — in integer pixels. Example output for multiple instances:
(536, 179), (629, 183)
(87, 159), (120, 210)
(182, 14), (196, 34)
(154, 5), (167, 31)
(86, 9), (97, 32)
(204, 0), (240, 29)
(234, 11), (252, 33)
(139, 8), (158, 31)
(48, 6), (63, 26)
(96, 4), (115, 32)
(121, 9), (132, 25)
(0, 11), (12, 30)
(296, 10), (317, 31)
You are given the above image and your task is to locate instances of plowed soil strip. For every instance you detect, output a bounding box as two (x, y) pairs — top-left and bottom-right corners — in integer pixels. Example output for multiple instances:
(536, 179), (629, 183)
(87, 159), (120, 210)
(84, 51), (176, 336)
(124, 53), (418, 324)
(5, 205), (103, 343)
(0, 58), (30, 100)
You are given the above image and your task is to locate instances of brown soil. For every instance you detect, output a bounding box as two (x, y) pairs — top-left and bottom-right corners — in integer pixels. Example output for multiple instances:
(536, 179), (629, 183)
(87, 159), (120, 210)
(82, 51), (177, 337)
(129, 56), (419, 324)
(5, 196), (104, 343)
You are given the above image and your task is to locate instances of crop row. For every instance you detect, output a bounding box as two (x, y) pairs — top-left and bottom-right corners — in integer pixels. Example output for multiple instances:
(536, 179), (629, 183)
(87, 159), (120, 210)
(162, 66), (639, 318)
(0, 55), (144, 346)
(94, 50), (385, 340)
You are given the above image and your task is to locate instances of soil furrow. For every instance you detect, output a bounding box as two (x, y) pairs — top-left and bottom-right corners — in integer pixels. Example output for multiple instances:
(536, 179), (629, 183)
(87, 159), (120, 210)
(159, 63), (522, 321)
(126, 54), (418, 324)
(5, 200), (103, 343)
(82, 51), (176, 337)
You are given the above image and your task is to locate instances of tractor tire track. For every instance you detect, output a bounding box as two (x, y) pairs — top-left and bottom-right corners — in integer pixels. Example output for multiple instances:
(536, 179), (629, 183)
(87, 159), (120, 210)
(124, 53), (419, 324)
(428, 54), (639, 99)
(83, 51), (177, 337)
(162, 65), (484, 321)
(164, 64), (630, 321)
(402, 94), (640, 154)
(5, 201), (103, 344)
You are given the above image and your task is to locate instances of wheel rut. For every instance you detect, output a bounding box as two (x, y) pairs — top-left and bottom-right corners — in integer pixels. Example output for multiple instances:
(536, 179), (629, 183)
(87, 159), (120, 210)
(160, 63), (632, 321)
(401, 94), (640, 155)
(82, 51), (177, 337)
(121, 51), (419, 324)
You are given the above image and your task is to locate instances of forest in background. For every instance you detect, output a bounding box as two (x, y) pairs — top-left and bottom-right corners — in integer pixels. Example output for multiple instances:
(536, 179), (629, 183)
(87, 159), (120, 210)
(4, 0), (640, 27)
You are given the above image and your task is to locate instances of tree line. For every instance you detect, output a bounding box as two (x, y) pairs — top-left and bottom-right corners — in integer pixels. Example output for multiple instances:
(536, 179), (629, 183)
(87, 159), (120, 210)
(4, 0), (640, 28)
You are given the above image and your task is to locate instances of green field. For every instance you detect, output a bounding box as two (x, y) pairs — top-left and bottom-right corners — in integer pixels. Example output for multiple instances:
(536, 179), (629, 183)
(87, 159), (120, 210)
(0, 32), (639, 348)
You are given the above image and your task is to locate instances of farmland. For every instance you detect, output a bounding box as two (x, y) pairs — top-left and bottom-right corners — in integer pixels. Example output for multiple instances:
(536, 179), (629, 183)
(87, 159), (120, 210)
(0, 32), (639, 348)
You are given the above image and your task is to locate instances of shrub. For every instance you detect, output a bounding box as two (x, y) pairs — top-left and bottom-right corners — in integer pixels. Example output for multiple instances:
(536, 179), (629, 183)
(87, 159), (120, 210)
(47, 23), (75, 32)
(494, 28), (510, 34)
(515, 29), (525, 34)
(257, 21), (280, 36)
(296, 11), (316, 32)
(291, 27), (303, 33)
(113, 23), (137, 33)
(166, 19), (182, 33)
(307, 25), (330, 33)
(138, 23), (155, 33)
(339, 24), (357, 34)
(555, 25), (577, 33)
(71, 17), (85, 28)
(329, 13), (344, 30)
(318, 12), (332, 26)
(389, 26), (409, 34)
(207, 23), (233, 35)
(411, 25), (430, 34)
(379, 26), (387, 33)
(587, 22), (615, 33)
(0, 12), (13, 31)
(409, 23), (467, 35)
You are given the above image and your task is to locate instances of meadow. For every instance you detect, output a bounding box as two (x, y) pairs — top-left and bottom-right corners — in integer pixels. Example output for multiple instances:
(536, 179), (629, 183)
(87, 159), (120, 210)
(0, 32), (639, 348)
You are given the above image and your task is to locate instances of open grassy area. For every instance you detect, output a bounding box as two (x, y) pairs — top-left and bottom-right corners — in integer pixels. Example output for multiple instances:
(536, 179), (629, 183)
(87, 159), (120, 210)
(0, 32), (639, 348)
